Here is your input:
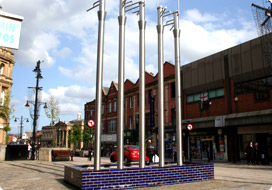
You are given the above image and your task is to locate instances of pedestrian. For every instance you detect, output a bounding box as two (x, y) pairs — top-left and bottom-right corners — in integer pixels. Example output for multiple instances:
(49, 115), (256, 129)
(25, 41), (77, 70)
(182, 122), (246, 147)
(245, 141), (254, 165)
(254, 142), (260, 164)
(27, 143), (32, 159)
(146, 140), (155, 164)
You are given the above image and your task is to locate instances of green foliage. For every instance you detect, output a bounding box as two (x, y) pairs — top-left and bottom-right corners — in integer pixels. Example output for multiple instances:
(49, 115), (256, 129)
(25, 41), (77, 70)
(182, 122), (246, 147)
(3, 125), (11, 132)
(83, 125), (94, 144)
(68, 124), (82, 150)
(0, 91), (14, 121)
(45, 96), (60, 125)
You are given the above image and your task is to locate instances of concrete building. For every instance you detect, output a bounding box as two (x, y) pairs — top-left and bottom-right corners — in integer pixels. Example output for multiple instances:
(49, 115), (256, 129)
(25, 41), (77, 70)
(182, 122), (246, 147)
(84, 35), (272, 162)
(0, 48), (15, 160)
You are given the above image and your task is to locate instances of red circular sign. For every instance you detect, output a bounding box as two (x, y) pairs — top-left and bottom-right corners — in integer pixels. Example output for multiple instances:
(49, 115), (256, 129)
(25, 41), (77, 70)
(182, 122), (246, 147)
(87, 120), (95, 128)
(187, 124), (193, 131)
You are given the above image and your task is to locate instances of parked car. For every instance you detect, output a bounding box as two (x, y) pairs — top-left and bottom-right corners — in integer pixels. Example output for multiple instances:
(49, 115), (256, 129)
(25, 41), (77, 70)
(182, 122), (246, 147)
(110, 145), (149, 164)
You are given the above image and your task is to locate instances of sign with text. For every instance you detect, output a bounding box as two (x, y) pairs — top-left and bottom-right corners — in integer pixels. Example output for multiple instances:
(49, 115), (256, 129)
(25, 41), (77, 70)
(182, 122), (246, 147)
(0, 11), (23, 49)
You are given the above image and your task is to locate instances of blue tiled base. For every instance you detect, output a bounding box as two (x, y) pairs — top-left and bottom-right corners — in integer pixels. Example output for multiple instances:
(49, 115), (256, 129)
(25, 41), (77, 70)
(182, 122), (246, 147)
(65, 163), (214, 190)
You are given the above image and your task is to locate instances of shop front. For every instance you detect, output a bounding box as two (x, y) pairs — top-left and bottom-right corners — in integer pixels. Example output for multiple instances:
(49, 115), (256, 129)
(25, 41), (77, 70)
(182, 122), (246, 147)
(238, 125), (272, 164)
(187, 128), (228, 162)
(101, 134), (117, 157)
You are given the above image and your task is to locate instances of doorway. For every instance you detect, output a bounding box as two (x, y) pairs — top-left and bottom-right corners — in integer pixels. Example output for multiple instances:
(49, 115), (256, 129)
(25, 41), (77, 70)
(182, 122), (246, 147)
(201, 140), (213, 161)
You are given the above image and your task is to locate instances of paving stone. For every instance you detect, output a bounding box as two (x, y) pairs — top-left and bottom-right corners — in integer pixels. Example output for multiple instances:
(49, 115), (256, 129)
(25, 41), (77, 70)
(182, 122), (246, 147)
(0, 157), (271, 190)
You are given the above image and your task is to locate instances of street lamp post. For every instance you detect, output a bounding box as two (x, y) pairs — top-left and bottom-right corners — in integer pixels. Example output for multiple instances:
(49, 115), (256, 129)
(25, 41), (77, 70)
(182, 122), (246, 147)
(14, 116), (29, 139)
(25, 60), (47, 160)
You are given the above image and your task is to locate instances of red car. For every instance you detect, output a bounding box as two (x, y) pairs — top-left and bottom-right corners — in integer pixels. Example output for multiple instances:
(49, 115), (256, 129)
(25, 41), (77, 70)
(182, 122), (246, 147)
(110, 145), (149, 164)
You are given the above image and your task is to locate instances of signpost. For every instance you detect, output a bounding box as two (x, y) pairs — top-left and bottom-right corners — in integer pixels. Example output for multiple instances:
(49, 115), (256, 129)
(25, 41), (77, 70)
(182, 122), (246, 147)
(87, 119), (95, 128)
(187, 124), (193, 131)
(0, 11), (23, 49)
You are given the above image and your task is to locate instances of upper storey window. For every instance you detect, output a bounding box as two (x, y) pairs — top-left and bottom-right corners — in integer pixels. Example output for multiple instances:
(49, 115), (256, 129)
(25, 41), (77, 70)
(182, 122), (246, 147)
(0, 64), (4, 75)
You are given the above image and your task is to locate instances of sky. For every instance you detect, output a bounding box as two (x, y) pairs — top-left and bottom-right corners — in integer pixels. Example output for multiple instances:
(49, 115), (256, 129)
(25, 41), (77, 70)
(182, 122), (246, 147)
(0, 0), (267, 135)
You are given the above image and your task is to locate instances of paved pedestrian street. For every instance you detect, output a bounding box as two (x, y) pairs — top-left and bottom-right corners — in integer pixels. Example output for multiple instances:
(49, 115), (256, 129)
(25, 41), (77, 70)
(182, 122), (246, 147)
(0, 157), (272, 190)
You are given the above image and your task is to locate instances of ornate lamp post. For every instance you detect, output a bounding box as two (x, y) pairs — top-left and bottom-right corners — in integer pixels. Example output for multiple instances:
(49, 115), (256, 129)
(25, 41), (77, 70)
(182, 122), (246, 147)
(25, 60), (47, 160)
(14, 116), (29, 139)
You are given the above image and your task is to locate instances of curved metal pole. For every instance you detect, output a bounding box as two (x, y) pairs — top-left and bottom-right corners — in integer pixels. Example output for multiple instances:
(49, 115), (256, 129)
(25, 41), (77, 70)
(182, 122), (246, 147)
(94, 0), (106, 171)
(173, 11), (182, 166)
(157, 6), (165, 167)
(117, 0), (126, 169)
(138, 1), (146, 168)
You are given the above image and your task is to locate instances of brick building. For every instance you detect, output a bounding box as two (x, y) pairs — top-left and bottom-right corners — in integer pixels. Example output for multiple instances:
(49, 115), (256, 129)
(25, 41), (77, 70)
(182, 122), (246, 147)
(85, 35), (272, 162)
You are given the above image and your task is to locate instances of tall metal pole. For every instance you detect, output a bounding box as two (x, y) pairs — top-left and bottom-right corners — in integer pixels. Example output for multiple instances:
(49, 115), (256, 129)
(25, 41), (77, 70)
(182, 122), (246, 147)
(20, 116), (23, 139)
(94, 0), (106, 171)
(117, 0), (126, 169)
(157, 6), (165, 167)
(31, 60), (41, 160)
(173, 11), (182, 165)
(138, 0), (146, 168)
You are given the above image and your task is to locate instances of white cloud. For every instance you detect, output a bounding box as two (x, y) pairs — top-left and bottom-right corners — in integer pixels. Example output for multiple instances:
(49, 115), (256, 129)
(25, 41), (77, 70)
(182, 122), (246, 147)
(53, 47), (72, 59)
(59, 103), (82, 116)
(184, 9), (218, 23)
(41, 85), (95, 117)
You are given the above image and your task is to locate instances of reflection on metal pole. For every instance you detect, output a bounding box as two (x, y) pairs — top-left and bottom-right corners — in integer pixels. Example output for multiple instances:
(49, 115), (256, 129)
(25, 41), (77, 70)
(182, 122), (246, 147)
(173, 11), (182, 165)
(117, 0), (126, 169)
(88, 0), (106, 171)
(138, 0), (146, 168)
(157, 6), (165, 167)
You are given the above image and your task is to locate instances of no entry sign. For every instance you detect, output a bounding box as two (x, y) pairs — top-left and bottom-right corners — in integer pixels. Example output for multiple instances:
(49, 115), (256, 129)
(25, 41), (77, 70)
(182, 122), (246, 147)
(187, 124), (193, 131)
(87, 119), (95, 128)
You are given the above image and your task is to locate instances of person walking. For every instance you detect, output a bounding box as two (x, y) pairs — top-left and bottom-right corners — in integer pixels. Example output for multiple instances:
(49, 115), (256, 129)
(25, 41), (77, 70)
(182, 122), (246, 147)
(146, 140), (155, 164)
(245, 141), (254, 165)
(254, 142), (260, 164)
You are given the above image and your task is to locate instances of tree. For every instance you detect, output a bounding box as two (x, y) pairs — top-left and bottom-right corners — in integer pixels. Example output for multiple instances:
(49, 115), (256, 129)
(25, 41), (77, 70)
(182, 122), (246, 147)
(0, 91), (14, 121)
(68, 124), (82, 150)
(83, 125), (94, 149)
(45, 95), (60, 125)
(0, 91), (14, 144)
(3, 126), (11, 144)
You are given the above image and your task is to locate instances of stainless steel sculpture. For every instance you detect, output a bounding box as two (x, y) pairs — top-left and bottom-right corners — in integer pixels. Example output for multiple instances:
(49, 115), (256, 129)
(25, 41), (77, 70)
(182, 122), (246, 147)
(117, 0), (126, 170)
(157, 6), (165, 167)
(87, 0), (106, 171)
(157, 1), (183, 166)
(173, 11), (183, 166)
(137, 0), (146, 168)
(88, 0), (182, 170)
